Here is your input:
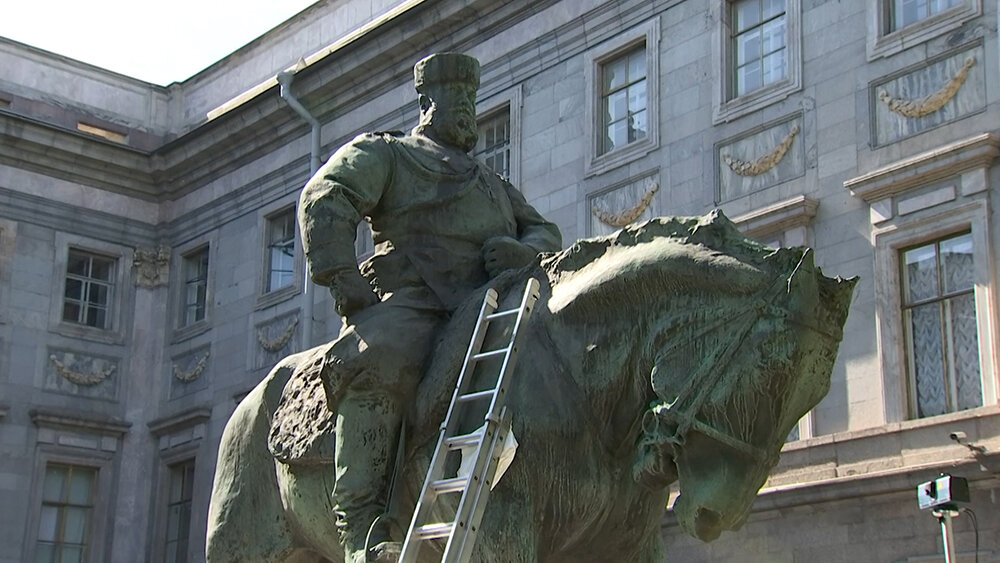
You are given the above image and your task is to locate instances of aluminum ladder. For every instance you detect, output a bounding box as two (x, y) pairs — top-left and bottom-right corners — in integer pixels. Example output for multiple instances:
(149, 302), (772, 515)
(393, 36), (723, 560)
(398, 277), (541, 563)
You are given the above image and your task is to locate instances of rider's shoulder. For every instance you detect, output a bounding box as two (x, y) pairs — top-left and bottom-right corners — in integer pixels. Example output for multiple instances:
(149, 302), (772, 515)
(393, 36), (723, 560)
(345, 131), (405, 151)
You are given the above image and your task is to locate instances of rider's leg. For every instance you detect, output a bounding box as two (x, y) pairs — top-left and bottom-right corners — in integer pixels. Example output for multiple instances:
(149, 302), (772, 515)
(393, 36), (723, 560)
(332, 389), (404, 562)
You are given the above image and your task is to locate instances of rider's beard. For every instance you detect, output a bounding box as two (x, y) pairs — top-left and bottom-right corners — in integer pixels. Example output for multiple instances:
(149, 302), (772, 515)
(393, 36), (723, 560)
(417, 101), (478, 152)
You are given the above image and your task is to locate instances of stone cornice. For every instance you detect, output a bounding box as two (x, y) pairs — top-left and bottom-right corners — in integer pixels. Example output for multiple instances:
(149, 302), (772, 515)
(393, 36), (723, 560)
(728, 195), (818, 239)
(30, 408), (132, 436)
(845, 132), (1000, 203)
(0, 110), (158, 199)
(147, 406), (213, 437)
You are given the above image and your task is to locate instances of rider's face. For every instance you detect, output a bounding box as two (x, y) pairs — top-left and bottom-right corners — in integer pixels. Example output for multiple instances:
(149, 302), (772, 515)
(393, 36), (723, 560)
(418, 82), (478, 152)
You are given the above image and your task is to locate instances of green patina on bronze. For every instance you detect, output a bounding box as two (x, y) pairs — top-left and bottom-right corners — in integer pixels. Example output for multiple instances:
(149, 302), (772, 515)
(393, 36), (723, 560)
(206, 53), (856, 563)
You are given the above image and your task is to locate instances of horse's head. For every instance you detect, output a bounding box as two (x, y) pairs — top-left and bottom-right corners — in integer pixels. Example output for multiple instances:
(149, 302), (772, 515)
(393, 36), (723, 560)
(654, 245), (856, 542)
(543, 211), (855, 543)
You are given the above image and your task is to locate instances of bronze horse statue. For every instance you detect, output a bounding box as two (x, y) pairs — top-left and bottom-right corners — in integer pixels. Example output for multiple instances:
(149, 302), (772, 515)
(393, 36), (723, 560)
(206, 211), (855, 562)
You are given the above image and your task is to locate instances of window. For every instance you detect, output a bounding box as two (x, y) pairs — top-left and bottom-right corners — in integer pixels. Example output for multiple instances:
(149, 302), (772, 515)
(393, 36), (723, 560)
(475, 108), (512, 179)
(888, 0), (961, 31)
(730, 0), (787, 98)
(266, 209), (295, 292)
(713, 0), (801, 123)
(62, 249), (115, 330)
(600, 46), (648, 155)
(902, 232), (981, 417)
(164, 461), (195, 563)
(36, 463), (96, 563)
(583, 18), (660, 176)
(867, 0), (980, 60)
(181, 248), (208, 326)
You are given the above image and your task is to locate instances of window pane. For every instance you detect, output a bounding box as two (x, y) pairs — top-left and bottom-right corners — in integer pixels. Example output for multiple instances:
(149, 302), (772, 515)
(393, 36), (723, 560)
(606, 89), (628, 123)
(736, 59), (762, 96)
(940, 233), (974, 294)
(629, 110), (647, 143)
(605, 120), (628, 152)
(628, 81), (647, 113)
(64, 279), (83, 300)
(67, 253), (89, 276)
(734, 0), (761, 32)
(42, 466), (67, 502)
(62, 507), (89, 543)
(85, 307), (106, 329)
(903, 244), (939, 303)
(34, 542), (55, 563)
(67, 467), (94, 505)
(949, 294), (982, 410)
(86, 283), (108, 306)
(37, 506), (59, 542)
(627, 48), (646, 81)
(761, 16), (786, 54)
(167, 504), (181, 539)
(63, 302), (81, 323)
(762, 0), (784, 19)
(58, 546), (83, 563)
(603, 56), (627, 92)
(90, 258), (113, 281)
(910, 303), (947, 418)
(735, 28), (761, 66)
(762, 49), (786, 86)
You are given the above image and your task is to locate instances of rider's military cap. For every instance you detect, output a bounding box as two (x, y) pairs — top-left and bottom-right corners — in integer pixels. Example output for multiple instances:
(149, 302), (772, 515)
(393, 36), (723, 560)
(414, 53), (480, 91)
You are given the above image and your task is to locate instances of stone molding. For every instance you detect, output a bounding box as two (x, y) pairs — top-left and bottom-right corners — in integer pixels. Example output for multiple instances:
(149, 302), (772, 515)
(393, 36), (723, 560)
(257, 316), (299, 353)
(49, 354), (117, 386)
(30, 408), (131, 437)
(877, 57), (975, 119)
(133, 245), (170, 288)
(591, 182), (659, 228)
(722, 125), (800, 176)
(172, 352), (210, 383)
(147, 406), (212, 438)
(844, 132), (1000, 203)
(729, 195), (818, 240)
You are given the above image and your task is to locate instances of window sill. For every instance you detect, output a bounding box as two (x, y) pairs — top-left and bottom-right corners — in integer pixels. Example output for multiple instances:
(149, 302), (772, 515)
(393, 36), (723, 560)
(585, 136), (658, 178)
(171, 320), (211, 344)
(714, 77), (801, 124)
(51, 322), (124, 346)
(255, 283), (300, 311)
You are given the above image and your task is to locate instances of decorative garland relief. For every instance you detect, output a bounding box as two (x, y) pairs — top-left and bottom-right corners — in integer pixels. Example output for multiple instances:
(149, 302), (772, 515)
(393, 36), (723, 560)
(50, 354), (116, 386)
(878, 57), (975, 119)
(592, 182), (660, 228)
(723, 125), (799, 177)
(258, 317), (299, 352)
(173, 352), (210, 382)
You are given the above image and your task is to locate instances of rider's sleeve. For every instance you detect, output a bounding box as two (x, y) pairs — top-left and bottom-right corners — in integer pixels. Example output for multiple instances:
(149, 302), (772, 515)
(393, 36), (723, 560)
(298, 133), (392, 286)
(503, 179), (563, 254)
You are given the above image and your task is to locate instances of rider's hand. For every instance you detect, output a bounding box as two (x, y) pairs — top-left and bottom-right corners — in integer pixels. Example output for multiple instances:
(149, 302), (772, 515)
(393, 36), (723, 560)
(483, 236), (537, 278)
(329, 270), (379, 319)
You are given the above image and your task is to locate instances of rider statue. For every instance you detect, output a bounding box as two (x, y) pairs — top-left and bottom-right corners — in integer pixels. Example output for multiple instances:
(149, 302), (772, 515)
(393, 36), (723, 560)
(297, 53), (562, 562)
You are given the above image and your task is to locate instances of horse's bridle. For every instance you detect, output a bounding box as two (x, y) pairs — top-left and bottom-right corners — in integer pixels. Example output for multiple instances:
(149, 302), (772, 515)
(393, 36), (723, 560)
(643, 267), (809, 465)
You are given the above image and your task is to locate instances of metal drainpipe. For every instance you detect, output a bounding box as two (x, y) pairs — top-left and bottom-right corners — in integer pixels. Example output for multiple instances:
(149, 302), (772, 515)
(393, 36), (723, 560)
(276, 70), (321, 350)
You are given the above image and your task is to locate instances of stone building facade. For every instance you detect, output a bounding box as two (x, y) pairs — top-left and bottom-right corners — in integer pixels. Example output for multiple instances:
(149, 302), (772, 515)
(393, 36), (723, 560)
(1, 0), (998, 561)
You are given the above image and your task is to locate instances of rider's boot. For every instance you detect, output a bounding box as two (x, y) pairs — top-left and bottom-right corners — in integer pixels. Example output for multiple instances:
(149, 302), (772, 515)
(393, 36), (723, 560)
(332, 390), (403, 563)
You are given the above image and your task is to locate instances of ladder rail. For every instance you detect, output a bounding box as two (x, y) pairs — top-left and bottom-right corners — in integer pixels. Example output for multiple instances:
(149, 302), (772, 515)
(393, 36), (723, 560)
(400, 278), (541, 563)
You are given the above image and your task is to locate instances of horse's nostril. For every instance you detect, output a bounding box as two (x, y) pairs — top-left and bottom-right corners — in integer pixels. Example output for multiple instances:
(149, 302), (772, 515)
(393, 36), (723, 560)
(693, 507), (723, 541)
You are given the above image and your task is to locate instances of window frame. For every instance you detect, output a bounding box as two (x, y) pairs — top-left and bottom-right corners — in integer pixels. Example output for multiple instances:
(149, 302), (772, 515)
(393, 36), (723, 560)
(874, 201), (997, 422)
(712, 0), (802, 124)
(49, 233), (133, 345)
(867, 0), (981, 60)
(583, 17), (660, 177)
(181, 246), (210, 327)
(256, 200), (302, 310)
(62, 248), (117, 331)
(474, 102), (514, 183)
(24, 447), (114, 563)
(0, 218), (17, 326)
(170, 234), (217, 343)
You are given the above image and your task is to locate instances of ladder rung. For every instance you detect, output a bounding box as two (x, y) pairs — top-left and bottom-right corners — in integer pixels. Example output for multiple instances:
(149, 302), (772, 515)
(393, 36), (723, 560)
(415, 522), (455, 541)
(485, 308), (519, 320)
(430, 476), (469, 494)
(445, 432), (482, 449)
(473, 346), (511, 361)
(457, 389), (495, 402)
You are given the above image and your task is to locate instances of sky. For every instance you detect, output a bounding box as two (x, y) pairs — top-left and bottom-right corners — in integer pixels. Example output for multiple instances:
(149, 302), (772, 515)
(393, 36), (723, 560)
(0, 0), (318, 86)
